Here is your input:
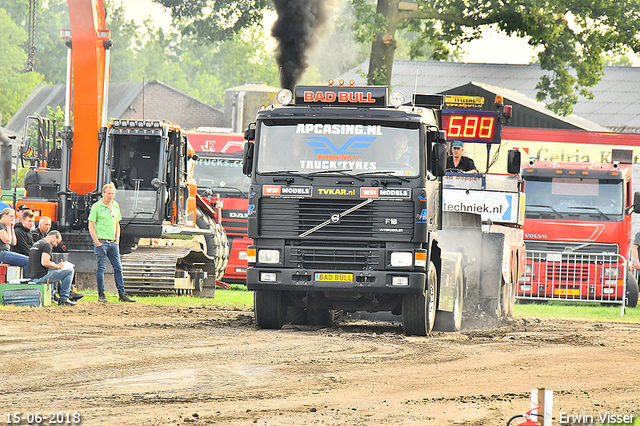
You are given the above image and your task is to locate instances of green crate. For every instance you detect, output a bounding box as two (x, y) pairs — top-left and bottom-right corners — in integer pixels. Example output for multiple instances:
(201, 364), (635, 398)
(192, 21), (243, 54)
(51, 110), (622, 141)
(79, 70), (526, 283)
(0, 283), (52, 306)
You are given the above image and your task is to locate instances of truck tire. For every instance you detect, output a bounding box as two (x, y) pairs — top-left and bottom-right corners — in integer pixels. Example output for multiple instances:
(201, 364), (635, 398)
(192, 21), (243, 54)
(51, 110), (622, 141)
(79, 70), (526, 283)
(433, 272), (463, 332)
(286, 306), (306, 325)
(626, 274), (639, 308)
(306, 307), (334, 326)
(215, 223), (230, 281)
(196, 208), (230, 281)
(402, 262), (438, 336)
(254, 290), (287, 329)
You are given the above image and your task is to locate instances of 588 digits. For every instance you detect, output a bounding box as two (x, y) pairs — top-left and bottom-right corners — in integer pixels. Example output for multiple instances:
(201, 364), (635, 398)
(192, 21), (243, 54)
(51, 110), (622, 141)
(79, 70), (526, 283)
(446, 115), (495, 140)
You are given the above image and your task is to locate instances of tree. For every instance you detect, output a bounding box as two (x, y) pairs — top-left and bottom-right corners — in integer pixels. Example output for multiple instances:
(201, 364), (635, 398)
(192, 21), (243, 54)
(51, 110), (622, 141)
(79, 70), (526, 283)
(0, 7), (44, 126)
(348, 0), (640, 116)
(154, 0), (270, 43)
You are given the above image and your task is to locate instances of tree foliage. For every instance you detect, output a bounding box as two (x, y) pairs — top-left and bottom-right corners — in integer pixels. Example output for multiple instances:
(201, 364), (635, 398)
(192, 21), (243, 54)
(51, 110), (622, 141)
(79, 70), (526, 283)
(154, 0), (270, 43)
(0, 0), (281, 126)
(348, 0), (640, 115)
(0, 7), (44, 127)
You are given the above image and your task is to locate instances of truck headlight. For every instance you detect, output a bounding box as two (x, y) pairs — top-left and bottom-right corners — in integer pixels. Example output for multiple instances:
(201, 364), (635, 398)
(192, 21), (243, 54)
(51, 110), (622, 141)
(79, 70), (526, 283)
(603, 267), (618, 278)
(238, 251), (247, 260)
(390, 252), (412, 267)
(258, 249), (280, 264)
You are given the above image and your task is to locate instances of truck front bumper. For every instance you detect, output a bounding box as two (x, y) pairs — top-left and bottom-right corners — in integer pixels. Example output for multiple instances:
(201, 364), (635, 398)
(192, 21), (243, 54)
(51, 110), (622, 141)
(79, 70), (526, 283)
(246, 267), (426, 294)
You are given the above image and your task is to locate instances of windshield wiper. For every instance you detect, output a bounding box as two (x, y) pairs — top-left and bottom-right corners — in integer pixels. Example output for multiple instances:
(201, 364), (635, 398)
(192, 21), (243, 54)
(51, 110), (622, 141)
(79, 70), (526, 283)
(212, 186), (248, 197)
(527, 204), (564, 218)
(354, 170), (410, 182)
(260, 170), (313, 181)
(567, 206), (610, 220)
(307, 169), (364, 181)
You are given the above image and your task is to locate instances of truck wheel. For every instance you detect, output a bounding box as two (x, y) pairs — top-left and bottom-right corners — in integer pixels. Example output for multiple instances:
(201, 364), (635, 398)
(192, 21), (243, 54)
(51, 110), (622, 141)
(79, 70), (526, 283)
(434, 272), (463, 332)
(215, 223), (230, 281)
(286, 306), (306, 325)
(306, 307), (334, 326)
(196, 208), (224, 271)
(402, 261), (437, 336)
(254, 290), (287, 329)
(626, 274), (639, 308)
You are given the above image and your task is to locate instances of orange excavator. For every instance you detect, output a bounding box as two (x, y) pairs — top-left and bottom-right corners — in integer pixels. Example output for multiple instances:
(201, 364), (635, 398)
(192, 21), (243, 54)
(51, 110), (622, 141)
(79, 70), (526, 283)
(16, 0), (228, 295)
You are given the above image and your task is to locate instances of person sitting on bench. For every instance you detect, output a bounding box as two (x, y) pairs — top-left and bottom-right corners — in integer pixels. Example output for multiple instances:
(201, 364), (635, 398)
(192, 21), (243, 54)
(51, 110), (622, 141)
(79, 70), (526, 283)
(25, 230), (76, 306)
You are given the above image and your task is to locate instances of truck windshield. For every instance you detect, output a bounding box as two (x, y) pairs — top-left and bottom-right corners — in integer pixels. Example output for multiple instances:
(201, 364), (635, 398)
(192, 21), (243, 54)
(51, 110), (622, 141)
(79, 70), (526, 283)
(193, 157), (249, 192)
(256, 123), (420, 177)
(524, 177), (624, 218)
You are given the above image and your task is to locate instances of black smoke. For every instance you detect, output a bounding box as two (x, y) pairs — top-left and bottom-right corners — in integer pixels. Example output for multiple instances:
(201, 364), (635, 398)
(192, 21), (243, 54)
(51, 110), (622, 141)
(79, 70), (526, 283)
(271, 0), (330, 90)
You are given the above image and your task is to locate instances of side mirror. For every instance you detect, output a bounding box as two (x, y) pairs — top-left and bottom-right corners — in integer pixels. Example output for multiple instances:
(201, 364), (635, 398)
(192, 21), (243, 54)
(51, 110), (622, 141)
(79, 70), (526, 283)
(244, 122), (256, 141)
(633, 192), (640, 214)
(507, 149), (521, 174)
(430, 143), (447, 177)
(242, 142), (254, 175)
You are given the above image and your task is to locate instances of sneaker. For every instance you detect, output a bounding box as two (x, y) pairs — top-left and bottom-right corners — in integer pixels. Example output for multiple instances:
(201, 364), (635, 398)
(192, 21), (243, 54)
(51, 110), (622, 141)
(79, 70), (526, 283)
(69, 291), (84, 302)
(118, 293), (136, 303)
(58, 298), (76, 306)
(98, 293), (108, 303)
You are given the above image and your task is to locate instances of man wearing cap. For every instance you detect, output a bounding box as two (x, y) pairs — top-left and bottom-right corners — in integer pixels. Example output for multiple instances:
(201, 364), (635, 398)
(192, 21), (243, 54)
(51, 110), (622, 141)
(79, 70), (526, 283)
(446, 141), (478, 173)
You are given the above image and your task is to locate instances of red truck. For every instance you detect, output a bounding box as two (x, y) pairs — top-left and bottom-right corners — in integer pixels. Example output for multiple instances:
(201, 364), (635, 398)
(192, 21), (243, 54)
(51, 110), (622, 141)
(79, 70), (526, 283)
(187, 130), (251, 284)
(518, 150), (640, 311)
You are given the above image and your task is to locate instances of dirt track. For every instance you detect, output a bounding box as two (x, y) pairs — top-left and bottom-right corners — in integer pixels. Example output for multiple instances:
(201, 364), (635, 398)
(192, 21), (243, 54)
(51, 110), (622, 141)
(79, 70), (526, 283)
(1, 303), (639, 426)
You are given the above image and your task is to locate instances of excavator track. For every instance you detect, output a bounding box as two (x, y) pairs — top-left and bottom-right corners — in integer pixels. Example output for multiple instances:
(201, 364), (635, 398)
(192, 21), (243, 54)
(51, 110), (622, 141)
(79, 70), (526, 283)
(121, 245), (215, 296)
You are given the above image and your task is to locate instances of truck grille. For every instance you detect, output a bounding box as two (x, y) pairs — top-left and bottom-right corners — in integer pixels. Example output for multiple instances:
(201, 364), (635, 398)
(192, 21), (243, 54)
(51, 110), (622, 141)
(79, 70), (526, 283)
(259, 198), (414, 241)
(289, 246), (381, 271)
(546, 264), (591, 282)
(525, 241), (618, 255)
(221, 212), (248, 237)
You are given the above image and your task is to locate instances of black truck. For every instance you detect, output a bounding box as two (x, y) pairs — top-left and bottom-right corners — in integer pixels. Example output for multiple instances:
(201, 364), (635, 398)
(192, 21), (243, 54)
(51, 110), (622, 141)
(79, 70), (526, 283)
(241, 84), (466, 336)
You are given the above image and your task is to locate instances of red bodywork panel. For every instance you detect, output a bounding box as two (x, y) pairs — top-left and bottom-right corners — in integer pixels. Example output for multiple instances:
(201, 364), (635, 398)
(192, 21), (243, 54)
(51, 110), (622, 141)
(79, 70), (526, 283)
(189, 131), (249, 284)
(188, 132), (245, 155)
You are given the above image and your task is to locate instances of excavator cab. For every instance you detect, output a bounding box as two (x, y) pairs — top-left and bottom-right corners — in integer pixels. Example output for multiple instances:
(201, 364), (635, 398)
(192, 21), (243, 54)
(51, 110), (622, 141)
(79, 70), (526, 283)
(100, 119), (196, 243)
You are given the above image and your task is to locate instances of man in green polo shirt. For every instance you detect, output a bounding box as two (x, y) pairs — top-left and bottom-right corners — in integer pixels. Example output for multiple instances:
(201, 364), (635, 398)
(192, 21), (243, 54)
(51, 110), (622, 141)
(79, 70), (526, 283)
(88, 183), (136, 303)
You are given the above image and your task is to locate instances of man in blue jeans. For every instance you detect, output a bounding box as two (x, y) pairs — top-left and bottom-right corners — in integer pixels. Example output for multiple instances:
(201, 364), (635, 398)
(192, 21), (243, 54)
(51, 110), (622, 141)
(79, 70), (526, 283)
(88, 183), (136, 303)
(25, 230), (75, 306)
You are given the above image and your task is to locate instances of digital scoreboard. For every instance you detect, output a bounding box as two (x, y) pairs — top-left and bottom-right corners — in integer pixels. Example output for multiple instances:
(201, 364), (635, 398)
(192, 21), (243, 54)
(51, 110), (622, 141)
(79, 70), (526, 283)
(442, 109), (501, 144)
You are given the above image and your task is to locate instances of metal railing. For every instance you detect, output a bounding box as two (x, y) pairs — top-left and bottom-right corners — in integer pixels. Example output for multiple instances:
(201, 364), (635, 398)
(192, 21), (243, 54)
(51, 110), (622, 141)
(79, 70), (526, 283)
(516, 250), (627, 315)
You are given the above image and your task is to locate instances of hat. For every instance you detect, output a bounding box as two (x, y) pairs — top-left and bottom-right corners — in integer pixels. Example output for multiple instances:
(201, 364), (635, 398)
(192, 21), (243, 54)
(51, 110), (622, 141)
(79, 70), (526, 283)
(451, 140), (463, 148)
(16, 205), (30, 211)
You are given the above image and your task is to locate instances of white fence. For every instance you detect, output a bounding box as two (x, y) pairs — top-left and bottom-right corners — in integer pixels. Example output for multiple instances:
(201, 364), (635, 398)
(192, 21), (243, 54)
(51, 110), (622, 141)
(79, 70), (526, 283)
(516, 250), (627, 315)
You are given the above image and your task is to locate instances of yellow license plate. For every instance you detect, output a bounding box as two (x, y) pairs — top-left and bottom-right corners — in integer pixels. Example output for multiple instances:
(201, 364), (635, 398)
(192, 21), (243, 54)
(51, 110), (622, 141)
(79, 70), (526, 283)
(554, 288), (580, 296)
(315, 273), (353, 282)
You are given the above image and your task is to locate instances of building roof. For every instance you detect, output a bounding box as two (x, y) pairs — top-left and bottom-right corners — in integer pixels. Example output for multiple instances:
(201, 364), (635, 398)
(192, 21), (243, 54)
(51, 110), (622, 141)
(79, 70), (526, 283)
(339, 60), (640, 131)
(6, 80), (223, 135)
(440, 81), (610, 132)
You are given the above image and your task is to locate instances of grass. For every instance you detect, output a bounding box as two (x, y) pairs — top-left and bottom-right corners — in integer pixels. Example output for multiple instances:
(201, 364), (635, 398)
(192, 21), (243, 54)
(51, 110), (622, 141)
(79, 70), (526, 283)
(514, 300), (640, 323)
